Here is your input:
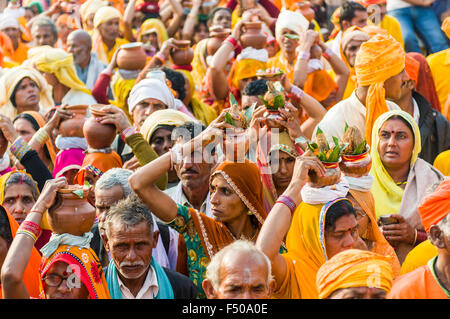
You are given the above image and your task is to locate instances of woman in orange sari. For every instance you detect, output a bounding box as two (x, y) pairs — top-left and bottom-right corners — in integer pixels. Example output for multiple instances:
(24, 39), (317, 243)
(1, 178), (110, 299)
(0, 204), (41, 299)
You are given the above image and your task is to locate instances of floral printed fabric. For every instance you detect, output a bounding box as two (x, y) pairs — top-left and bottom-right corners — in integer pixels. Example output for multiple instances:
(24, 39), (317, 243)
(168, 204), (209, 299)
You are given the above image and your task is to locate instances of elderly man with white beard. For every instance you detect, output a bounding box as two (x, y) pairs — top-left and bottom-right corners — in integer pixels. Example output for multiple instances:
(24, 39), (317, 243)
(102, 194), (198, 299)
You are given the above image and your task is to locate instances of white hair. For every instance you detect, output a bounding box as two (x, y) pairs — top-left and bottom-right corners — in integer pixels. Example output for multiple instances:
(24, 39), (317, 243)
(438, 214), (450, 236)
(95, 168), (134, 198)
(205, 240), (273, 291)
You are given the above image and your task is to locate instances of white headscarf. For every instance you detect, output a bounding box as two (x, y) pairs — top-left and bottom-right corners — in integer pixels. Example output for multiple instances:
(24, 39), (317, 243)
(0, 14), (20, 30)
(275, 9), (309, 43)
(127, 78), (175, 113)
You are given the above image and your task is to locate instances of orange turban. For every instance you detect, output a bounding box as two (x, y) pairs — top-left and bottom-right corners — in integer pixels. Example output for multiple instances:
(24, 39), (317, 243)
(354, 34), (405, 146)
(316, 249), (394, 299)
(417, 178), (450, 233)
(362, 25), (388, 38)
(355, 0), (386, 7)
(404, 54), (420, 86)
(442, 16), (450, 39)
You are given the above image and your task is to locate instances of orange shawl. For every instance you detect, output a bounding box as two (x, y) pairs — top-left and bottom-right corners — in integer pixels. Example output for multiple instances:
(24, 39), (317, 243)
(191, 160), (267, 259)
(0, 206), (41, 299)
(348, 189), (401, 277)
(407, 52), (442, 113)
(20, 111), (57, 165)
(75, 151), (123, 185)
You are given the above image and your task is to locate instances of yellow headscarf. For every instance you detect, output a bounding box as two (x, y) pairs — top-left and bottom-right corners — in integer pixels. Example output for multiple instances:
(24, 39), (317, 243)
(0, 170), (51, 230)
(179, 69), (217, 126)
(369, 110), (421, 219)
(140, 108), (194, 142)
(28, 46), (91, 95)
(191, 38), (209, 92)
(279, 198), (352, 299)
(433, 150), (450, 176)
(316, 249), (393, 299)
(80, 0), (108, 28)
(0, 66), (54, 119)
(110, 71), (135, 121)
(92, 6), (123, 64)
(354, 34), (405, 147)
(138, 18), (168, 49)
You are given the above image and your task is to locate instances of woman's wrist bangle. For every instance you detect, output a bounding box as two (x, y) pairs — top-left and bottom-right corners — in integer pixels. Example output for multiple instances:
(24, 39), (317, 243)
(322, 47), (334, 60)
(10, 136), (32, 161)
(169, 145), (183, 170)
(154, 52), (166, 64)
(121, 126), (138, 142)
(225, 35), (238, 49)
(298, 51), (310, 61)
(275, 195), (297, 216)
(17, 220), (42, 242)
(30, 127), (50, 146)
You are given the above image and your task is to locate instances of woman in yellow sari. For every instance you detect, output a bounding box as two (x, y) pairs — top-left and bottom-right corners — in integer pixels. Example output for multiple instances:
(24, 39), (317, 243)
(370, 110), (444, 264)
(0, 66), (54, 120)
(138, 18), (169, 54)
(256, 154), (364, 298)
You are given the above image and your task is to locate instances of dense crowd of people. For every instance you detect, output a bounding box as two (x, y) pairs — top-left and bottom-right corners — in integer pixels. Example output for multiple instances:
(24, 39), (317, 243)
(0, 0), (448, 300)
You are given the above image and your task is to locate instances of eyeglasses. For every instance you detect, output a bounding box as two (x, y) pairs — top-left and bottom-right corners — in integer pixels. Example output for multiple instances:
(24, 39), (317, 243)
(43, 273), (74, 288)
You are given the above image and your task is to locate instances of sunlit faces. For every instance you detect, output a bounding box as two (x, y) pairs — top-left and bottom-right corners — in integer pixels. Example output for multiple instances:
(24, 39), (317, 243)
(94, 185), (124, 235)
(213, 251), (274, 299)
(43, 261), (90, 299)
(325, 214), (359, 259)
(150, 127), (174, 156)
(132, 98), (167, 130)
(377, 117), (414, 171)
(11, 78), (40, 111)
(97, 18), (120, 43)
(2, 183), (35, 225)
(384, 69), (410, 101)
(328, 287), (387, 299)
(280, 29), (300, 54)
(209, 174), (248, 224)
(343, 39), (366, 68)
(104, 221), (158, 280)
(211, 9), (232, 29)
(32, 25), (57, 47)
(269, 150), (296, 195)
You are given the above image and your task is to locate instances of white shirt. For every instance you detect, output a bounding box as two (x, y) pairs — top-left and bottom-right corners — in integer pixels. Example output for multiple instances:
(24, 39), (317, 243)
(412, 97), (420, 124)
(387, 0), (412, 12)
(314, 90), (401, 144)
(117, 265), (159, 299)
(164, 182), (212, 217)
(61, 88), (97, 106)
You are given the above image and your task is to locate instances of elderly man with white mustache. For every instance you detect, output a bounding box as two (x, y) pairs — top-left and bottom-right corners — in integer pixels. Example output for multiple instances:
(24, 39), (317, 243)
(102, 194), (198, 299)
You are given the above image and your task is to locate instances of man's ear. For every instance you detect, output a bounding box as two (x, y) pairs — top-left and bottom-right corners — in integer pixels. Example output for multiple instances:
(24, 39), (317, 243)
(341, 20), (351, 31)
(152, 230), (160, 249)
(429, 225), (446, 249)
(202, 279), (218, 299)
(101, 232), (110, 253)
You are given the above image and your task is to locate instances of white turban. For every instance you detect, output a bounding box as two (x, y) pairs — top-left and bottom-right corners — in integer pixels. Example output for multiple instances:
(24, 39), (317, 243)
(127, 78), (175, 113)
(275, 10), (309, 43)
(0, 14), (20, 31)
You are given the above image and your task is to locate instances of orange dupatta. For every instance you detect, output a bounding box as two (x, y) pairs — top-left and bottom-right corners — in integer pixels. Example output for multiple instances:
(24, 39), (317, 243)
(75, 152), (123, 185)
(0, 206), (41, 299)
(348, 189), (401, 277)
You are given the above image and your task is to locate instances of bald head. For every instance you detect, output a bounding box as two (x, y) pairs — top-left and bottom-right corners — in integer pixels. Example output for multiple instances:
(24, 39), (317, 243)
(67, 30), (92, 68)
